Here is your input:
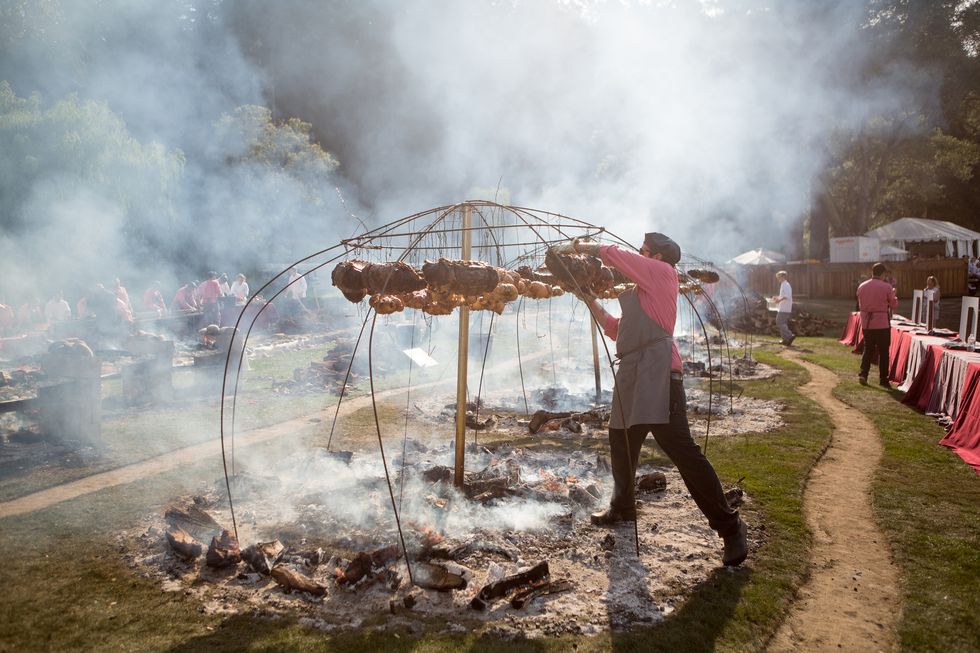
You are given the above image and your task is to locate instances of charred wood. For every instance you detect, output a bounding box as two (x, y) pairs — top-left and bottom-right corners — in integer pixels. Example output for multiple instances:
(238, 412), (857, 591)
(511, 579), (574, 609)
(166, 526), (203, 560)
(206, 530), (241, 568)
(470, 561), (550, 610)
(413, 561), (468, 592)
(165, 504), (223, 542)
(241, 540), (285, 575)
(271, 565), (326, 596)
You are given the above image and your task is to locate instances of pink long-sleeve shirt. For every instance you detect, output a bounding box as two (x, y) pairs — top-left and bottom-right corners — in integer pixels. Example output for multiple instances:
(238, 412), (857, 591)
(599, 245), (683, 372)
(856, 278), (898, 329)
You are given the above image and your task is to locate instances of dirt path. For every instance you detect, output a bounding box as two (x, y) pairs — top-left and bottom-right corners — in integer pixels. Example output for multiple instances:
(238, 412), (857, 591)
(768, 349), (901, 652)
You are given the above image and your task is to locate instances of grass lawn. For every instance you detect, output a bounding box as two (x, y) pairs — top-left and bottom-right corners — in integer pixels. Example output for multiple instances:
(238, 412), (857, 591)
(0, 346), (832, 651)
(801, 336), (980, 653)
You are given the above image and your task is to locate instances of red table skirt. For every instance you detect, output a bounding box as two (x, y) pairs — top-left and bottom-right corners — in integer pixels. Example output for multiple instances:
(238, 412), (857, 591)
(902, 344), (947, 412)
(839, 312), (864, 352)
(941, 361), (980, 475)
(888, 331), (914, 384)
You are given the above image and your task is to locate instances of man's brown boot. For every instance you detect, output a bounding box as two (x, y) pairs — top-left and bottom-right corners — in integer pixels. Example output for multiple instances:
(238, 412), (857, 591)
(722, 518), (748, 566)
(590, 506), (637, 526)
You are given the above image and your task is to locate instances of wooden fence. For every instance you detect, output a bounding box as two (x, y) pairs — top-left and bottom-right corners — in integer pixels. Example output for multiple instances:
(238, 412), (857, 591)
(743, 258), (968, 300)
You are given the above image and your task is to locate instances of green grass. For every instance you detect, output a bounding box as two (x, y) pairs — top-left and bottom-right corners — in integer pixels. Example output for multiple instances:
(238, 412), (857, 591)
(801, 337), (980, 653)
(0, 347), (833, 651)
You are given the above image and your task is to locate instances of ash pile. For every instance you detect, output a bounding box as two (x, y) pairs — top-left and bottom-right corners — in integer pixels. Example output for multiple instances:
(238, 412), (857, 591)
(271, 338), (362, 395)
(124, 442), (751, 637)
(732, 297), (834, 337)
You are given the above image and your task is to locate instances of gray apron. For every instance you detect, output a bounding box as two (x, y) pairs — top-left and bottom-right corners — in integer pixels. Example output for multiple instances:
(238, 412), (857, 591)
(609, 288), (673, 428)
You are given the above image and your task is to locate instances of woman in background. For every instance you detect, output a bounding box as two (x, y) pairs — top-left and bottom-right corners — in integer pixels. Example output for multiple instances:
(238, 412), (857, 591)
(924, 276), (941, 323)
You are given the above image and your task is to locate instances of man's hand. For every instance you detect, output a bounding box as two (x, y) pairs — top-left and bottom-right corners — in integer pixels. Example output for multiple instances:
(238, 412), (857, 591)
(550, 240), (577, 256)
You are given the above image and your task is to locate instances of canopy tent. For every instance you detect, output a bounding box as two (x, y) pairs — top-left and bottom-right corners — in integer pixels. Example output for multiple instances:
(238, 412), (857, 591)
(729, 248), (787, 265)
(865, 218), (980, 258)
(879, 243), (909, 261)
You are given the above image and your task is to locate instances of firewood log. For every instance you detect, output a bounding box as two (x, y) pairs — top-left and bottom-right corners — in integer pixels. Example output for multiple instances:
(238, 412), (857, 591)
(166, 526), (203, 560)
(206, 529), (241, 568)
(271, 565), (326, 596)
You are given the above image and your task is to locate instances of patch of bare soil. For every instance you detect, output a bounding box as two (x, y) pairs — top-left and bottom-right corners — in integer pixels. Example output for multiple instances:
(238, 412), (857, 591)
(767, 349), (900, 652)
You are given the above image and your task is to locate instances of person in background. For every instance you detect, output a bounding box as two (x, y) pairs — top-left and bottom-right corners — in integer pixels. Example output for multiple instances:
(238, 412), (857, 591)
(230, 274), (249, 304)
(218, 273), (231, 296)
(44, 292), (72, 323)
(771, 270), (795, 346)
(197, 271), (224, 325)
(142, 281), (167, 316)
(17, 297), (42, 329)
(924, 276), (941, 323)
(560, 232), (747, 567)
(857, 262), (899, 388)
(171, 282), (199, 312)
(113, 278), (132, 315)
(0, 302), (14, 335)
(288, 267), (308, 303)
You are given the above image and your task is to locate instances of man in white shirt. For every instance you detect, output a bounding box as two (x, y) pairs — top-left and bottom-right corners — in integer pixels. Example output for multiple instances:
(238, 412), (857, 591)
(44, 292), (72, 323)
(772, 270), (795, 346)
(287, 267), (308, 306)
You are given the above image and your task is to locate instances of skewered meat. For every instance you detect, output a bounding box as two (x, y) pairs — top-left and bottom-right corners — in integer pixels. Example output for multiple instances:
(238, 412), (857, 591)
(516, 265), (557, 285)
(422, 258), (499, 295)
(524, 281), (551, 299)
(544, 249), (602, 292)
(401, 289), (430, 310)
(331, 260), (371, 302)
(590, 266), (614, 294)
(492, 283), (519, 302)
(364, 261), (426, 294)
(369, 294), (405, 315)
(687, 269), (720, 283)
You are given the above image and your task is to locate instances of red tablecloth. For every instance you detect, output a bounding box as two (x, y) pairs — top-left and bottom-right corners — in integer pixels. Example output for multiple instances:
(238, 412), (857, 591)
(888, 330), (914, 384)
(903, 344), (948, 411)
(941, 361), (980, 475)
(839, 312), (863, 352)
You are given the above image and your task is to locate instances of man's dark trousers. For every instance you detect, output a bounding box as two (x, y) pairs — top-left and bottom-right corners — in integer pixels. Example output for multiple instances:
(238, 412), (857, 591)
(607, 379), (740, 537)
(861, 327), (891, 383)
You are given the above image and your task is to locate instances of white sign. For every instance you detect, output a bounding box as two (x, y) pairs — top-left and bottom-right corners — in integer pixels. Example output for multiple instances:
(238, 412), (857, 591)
(403, 347), (438, 368)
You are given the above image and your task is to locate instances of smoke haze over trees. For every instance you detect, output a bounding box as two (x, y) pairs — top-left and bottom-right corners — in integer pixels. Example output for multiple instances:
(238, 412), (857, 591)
(1, 0), (980, 300)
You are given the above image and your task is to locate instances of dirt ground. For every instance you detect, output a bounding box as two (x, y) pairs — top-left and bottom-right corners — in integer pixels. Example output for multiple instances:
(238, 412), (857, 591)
(767, 349), (900, 652)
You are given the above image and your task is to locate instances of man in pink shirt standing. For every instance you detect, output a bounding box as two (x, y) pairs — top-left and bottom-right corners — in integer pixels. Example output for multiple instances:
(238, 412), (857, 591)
(562, 232), (747, 567)
(856, 262), (899, 388)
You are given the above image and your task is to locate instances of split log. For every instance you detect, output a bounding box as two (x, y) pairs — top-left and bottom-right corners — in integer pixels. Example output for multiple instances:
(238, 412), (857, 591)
(166, 526), (203, 560)
(511, 579), (574, 609)
(241, 540), (285, 575)
(206, 529), (241, 568)
(470, 561), (550, 610)
(413, 561), (468, 592)
(270, 565), (326, 596)
(422, 466), (453, 484)
(165, 505), (223, 542)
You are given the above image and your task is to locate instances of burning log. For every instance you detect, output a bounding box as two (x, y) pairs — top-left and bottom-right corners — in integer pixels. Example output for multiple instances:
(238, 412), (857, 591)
(241, 540), (285, 575)
(206, 530), (241, 568)
(426, 540), (520, 562)
(166, 526), (203, 560)
(511, 579), (575, 609)
(413, 561), (468, 592)
(337, 545), (400, 587)
(465, 413), (497, 431)
(165, 504), (223, 542)
(637, 471), (667, 493)
(528, 410), (572, 433)
(568, 484), (600, 506)
(270, 565), (326, 597)
(470, 561), (550, 610)
(422, 466), (453, 484)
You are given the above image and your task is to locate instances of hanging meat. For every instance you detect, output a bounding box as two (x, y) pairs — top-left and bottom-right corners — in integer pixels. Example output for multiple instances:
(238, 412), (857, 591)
(331, 260), (371, 303)
(422, 258), (500, 296)
(369, 294), (405, 315)
(363, 261), (427, 295)
(544, 249), (602, 292)
(686, 268), (720, 284)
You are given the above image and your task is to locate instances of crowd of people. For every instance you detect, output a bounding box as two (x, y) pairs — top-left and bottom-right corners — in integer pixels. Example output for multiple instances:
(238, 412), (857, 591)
(0, 270), (294, 338)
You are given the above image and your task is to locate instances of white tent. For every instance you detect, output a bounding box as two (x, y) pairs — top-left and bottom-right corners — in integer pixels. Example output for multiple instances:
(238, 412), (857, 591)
(865, 218), (980, 258)
(729, 248), (787, 265)
(879, 243), (908, 261)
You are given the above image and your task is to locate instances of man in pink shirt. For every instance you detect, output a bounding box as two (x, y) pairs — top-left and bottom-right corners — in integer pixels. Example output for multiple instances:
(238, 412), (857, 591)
(856, 262), (899, 388)
(564, 232), (747, 567)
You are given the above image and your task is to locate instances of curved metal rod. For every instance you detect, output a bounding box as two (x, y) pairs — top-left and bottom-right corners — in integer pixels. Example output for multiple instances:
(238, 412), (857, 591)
(366, 310), (414, 585)
(472, 311), (496, 448)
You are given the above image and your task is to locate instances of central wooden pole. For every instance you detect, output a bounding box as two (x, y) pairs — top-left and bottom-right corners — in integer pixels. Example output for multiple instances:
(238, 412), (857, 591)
(454, 204), (472, 487)
(591, 318), (601, 405)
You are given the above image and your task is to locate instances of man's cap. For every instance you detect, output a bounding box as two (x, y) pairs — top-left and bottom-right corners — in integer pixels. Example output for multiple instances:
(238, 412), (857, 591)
(643, 232), (681, 265)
